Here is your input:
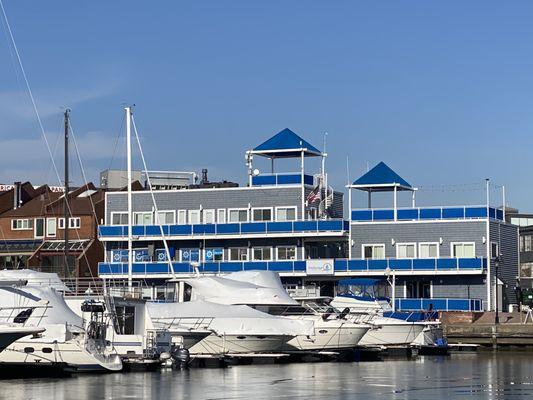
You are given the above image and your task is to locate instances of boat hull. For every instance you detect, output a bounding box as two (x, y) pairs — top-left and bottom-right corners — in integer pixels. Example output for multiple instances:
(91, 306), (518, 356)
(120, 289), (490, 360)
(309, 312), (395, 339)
(284, 323), (369, 351)
(189, 333), (293, 355)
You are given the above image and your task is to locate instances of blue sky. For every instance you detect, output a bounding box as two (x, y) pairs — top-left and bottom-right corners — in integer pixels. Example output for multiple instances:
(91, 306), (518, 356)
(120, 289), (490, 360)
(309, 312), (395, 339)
(0, 1), (532, 210)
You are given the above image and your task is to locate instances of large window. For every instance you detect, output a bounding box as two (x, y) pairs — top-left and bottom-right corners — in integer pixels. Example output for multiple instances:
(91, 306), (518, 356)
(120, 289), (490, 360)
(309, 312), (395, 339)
(396, 243), (416, 259)
(217, 209), (226, 224)
(203, 209), (215, 224)
(177, 210), (187, 225)
(188, 210), (200, 225)
(419, 242), (439, 258)
(277, 246), (296, 260)
(133, 212), (153, 225)
(362, 244), (385, 260)
(155, 210), (175, 225)
(276, 207), (297, 221)
(228, 208), (248, 223)
(205, 248), (224, 261)
(451, 242), (475, 258)
(111, 212), (128, 225)
(46, 218), (57, 237)
(252, 208), (273, 222)
(180, 248), (200, 262)
(229, 247), (248, 261)
(252, 246), (272, 261)
(521, 235), (533, 252)
(11, 219), (34, 230)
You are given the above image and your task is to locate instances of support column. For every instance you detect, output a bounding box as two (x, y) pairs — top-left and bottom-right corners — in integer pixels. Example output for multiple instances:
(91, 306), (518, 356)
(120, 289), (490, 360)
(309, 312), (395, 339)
(393, 185), (398, 221)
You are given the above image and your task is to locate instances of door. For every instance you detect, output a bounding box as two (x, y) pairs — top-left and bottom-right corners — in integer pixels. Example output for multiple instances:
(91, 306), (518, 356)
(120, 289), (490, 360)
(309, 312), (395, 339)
(46, 218), (57, 237)
(34, 218), (44, 238)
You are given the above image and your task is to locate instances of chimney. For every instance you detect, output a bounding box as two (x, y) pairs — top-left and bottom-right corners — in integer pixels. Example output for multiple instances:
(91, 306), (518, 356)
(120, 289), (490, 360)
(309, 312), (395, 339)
(13, 181), (21, 209)
(201, 169), (208, 184)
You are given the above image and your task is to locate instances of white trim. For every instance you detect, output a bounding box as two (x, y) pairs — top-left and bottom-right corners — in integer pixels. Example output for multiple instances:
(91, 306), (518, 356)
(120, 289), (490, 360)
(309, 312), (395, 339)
(187, 209), (201, 225)
(202, 209), (215, 224)
(275, 206), (297, 222)
(361, 243), (386, 260)
(11, 218), (33, 231)
(395, 242), (417, 259)
(490, 241), (499, 259)
(450, 242), (476, 258)
(105, 184), (303, 196)
(177, 210), (187, 225)
(276, 245), (297, 261)
(350, 218), (490, 225)
(227, 208), (249, 223)
(155, 210), (176, 225)
(418, 242), (440, 258)
(251, 207), (274, 222)
(228, 247), (249, 261)
(251, 246), (273, 261)
(58, 218), (65, 229)
(68, 217), (81, 229)
(110, 211), (128, 226)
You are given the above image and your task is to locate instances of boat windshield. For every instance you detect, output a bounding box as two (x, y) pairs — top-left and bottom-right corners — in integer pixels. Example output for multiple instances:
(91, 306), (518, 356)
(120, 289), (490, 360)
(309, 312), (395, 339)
(337, 278), (390, 301)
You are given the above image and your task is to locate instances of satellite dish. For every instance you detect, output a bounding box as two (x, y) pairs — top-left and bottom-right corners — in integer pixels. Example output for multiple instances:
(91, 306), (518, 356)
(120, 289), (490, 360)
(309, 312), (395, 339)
(252, 169), (260, 176)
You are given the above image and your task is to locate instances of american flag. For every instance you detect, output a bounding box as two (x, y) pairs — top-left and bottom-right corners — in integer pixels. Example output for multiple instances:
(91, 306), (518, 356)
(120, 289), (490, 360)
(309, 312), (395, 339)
(306, 185), (321, 204)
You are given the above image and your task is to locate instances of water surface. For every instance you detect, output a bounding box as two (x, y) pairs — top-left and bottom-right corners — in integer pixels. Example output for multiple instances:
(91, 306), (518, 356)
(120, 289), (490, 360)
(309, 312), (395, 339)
(3, 353), (533, 399)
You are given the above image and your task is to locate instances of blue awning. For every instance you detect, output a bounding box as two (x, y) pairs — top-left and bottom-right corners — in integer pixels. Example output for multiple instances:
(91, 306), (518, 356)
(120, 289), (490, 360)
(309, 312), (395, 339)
(351, 162), (412, 191)
(251, 128), (322, 158)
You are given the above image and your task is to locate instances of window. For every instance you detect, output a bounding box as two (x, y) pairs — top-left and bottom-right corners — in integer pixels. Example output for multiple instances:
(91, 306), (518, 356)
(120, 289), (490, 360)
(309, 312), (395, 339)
(180, 248), (200, 262)
(188, 210), (200, 225)
(69, 217), (81, 229)
(277, 246), (296, 260)
(203, 209), (215, 224)
(276, 207), (297, 221)
(419, 242), (439, 258)
(46, 218), (57, 237)
(155, 210), (175, 225)
(522, 235), (533, 252)
(252, 246), (272, 261)
(217, 209), (226, 224)
(451, 242), (475, 258)
(228, 208), (248, 223)
(133, 212), (153, 225)
(177, 210), (187, 225)
(58, 218), (65, 229)
(205, 248), (224, 261)
(362, 244), (385, 260)
(252, 208), (273, 222)
(229, 247), (248, 261)
(11, 219), (34, 230)
(521, 262), (533, 278)
(111, 212), (128, 225)
(491, 242), (499, 259)
(34, 218), (44, 238)
(396, 243), (416, 259)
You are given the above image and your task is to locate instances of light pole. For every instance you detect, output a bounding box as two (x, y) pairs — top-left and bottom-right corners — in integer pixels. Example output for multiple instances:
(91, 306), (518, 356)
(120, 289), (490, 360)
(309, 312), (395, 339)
(495, 255), (502, 325)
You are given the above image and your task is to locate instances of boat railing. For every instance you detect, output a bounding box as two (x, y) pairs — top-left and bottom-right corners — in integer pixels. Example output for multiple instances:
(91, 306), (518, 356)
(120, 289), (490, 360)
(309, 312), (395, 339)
(153, 316), (215, 331)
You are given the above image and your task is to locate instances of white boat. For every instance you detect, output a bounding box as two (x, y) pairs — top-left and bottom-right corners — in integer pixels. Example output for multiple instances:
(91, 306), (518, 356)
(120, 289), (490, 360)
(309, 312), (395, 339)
(0, 324), (45, 353)
(147, 300), (309, 355)
(0, 283), (122, 373)
(184, 271), (371, 351)
(329, 279), (443, 347)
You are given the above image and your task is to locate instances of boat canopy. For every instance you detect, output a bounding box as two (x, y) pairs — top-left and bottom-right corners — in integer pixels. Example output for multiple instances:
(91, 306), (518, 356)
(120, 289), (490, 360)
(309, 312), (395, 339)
(0, 269), (70, 292)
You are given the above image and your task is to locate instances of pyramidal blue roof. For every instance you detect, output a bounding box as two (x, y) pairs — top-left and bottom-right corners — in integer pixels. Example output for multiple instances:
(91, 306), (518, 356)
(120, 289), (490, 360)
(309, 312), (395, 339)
(352, 162), (412, 190)
(252, 128), (322, 158)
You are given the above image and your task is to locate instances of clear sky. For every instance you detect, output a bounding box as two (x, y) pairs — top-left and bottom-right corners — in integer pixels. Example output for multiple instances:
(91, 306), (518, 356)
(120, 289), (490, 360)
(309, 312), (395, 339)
(0, 1), (532, 210)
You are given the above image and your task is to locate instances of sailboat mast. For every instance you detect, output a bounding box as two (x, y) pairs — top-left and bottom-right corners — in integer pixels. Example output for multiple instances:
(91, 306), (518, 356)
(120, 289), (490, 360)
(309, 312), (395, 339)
(63, 109), (70, 278)
(125, 107), (133, 290)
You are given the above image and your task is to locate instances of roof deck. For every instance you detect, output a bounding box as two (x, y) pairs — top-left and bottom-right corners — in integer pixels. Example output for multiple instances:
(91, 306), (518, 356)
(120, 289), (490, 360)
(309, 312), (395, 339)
(351, 206), (504, 223)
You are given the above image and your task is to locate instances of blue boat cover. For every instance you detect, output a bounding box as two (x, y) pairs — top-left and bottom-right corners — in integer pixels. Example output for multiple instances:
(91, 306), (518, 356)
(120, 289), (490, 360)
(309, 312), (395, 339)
(352, 161), (412, 189)
(253, 128), (321, 157)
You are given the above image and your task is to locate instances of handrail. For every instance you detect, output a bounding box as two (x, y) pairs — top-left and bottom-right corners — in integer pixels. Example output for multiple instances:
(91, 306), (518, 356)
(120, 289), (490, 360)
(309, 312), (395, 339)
(351, 206), (503, 222)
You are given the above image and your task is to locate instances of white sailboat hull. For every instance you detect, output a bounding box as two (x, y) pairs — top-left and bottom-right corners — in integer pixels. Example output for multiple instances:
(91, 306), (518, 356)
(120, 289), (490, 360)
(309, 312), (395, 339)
(284, 322), (369, 351)
(358, 320), (425, 346)
(189, 333), (293, 355)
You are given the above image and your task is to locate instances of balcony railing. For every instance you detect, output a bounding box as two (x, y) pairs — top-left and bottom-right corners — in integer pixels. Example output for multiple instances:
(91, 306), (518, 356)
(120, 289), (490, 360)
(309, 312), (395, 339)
(394, 297), (483, 312)
(98, 257), (486, 276)
(98, 219), (349, 239)
(251, 173), (314, 186)
(351, 206), (504, 222)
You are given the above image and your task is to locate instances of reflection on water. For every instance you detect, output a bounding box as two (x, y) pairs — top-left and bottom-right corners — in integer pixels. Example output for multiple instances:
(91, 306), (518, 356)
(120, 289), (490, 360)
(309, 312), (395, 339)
(3, 353), (533, 399)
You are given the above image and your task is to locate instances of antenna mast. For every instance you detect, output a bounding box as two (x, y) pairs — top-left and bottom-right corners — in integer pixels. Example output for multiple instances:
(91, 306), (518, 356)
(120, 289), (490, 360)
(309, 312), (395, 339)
(63, 109), (70, 278)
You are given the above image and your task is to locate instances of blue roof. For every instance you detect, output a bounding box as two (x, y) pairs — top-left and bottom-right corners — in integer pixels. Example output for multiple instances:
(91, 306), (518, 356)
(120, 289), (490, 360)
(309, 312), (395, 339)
(252, 128), (322, 158)
(352, 162), (412, 190)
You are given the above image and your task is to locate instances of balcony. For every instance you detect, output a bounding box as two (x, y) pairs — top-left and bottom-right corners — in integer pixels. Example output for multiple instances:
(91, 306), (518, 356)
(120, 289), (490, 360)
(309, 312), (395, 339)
(351, 206), (504, 222)
(394, 297), (483, 312)
(251, 173), (314, 187)
(98, 219), (349, 240)
(98, 257), (485, 277)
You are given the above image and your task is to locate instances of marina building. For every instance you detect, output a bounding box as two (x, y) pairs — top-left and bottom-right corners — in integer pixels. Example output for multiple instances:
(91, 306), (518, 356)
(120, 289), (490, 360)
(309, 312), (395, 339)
(97, 129), (519, 312)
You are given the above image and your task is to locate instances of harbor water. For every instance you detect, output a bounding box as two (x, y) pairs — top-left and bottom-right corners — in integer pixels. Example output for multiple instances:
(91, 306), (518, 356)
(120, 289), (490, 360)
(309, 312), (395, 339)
(3, 353), (533, 399)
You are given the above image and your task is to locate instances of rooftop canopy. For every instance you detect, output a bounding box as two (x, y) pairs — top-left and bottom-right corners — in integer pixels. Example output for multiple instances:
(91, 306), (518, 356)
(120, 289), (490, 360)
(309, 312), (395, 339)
(250, 128), (323, 158)
(350, 161), (413, 192)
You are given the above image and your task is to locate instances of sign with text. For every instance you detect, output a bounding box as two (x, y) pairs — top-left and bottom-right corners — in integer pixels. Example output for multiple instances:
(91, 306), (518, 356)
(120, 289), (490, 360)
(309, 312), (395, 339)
(306, 259), (334, 275)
